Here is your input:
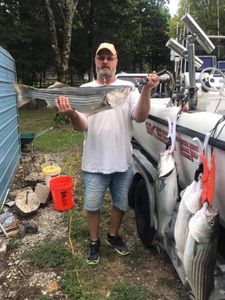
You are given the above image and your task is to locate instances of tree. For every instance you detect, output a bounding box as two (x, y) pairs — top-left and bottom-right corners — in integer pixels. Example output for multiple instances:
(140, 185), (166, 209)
(0, 0), (172, 83)
(0, 0), (54, 85)
(132, 0), (171, 71)
(175, 0), (225, 59)
(75, 0), (171, 76)
(44, 0), (79, 82)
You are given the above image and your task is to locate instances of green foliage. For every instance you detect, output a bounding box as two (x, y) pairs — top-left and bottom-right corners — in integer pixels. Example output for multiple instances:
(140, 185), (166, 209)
(61, 257), (87, 299)
(3, 0), (225, 81)
(75, 0), (171, 73)
(0, 0), (172, 83)
(7, 238), (21, 251)
(22, 238), (69, 268)
(167, 16), (180, 38)
(109, 281), (158, 300)
(0, 0), (53, 84)
(35, 129), (83, 153)
(34, 296), (52, 300)
(63, 210), (88, 247)
(61, 272), (84, 299)
(174, 0), (225, 59)
(19, 108), (84, 153)
(178, 0), (220, 34)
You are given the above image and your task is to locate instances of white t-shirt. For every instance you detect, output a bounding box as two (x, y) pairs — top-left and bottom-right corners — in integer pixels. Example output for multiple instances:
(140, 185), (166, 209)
(80, 79), (140, 173)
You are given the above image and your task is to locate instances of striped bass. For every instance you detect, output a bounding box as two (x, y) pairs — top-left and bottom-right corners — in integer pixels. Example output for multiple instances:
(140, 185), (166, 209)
(12, 82), (134, 114)
(155, 117), (178, 241)
(155, 149), (178, 240)
(183, 202), (219, 300)
(174, 179), (202, 263)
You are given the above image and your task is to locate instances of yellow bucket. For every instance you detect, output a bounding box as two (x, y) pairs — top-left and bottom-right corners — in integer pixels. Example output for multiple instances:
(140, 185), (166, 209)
(42, 165), (61, 187)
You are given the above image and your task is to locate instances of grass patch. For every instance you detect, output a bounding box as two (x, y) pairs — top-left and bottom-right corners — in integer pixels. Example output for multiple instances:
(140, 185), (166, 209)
(22, 238), (69, 268)
(109, 281), (158, 300)
(19, 108), (84, 153)
(158, 276), (175, 288)
(7, 238), (21, 251)
(62, 209), (88, 249)
(61, 256), (87, 299)
(34, 296), (53, 300)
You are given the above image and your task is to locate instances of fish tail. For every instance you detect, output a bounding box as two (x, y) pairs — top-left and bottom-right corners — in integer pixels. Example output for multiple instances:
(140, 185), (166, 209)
(12, 83), (33, 107)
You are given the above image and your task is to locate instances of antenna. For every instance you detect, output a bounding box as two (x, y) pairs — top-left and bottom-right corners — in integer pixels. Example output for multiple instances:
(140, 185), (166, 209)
(181, 13), (215, 54)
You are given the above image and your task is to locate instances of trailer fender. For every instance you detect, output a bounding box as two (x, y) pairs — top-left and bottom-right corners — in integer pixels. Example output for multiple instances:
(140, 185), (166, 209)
(130, 149), (157, 246)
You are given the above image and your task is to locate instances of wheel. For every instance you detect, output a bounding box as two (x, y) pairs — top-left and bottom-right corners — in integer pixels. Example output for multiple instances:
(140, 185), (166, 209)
(128, 178), (136, 209)
(199, 67), (225, 92)
(134, 179), (156, 247)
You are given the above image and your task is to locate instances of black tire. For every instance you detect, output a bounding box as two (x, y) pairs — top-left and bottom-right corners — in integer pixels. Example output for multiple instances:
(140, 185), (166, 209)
(128, 178), (136, 209)
(134, 179), (156, 247)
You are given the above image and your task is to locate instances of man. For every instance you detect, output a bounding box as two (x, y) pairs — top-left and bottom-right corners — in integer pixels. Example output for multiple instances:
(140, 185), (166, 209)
(56, 42), (159, 265)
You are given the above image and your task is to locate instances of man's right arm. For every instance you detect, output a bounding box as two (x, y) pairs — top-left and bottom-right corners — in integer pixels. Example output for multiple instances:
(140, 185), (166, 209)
(55, 96), (88, 132)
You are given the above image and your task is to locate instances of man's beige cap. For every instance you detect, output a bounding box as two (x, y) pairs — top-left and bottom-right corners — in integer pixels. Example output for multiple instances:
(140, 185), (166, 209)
(96, 43), (117, 56)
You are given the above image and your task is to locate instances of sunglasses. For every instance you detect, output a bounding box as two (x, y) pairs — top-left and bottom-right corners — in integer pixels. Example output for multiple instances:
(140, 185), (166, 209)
(96, 55), (117, 62)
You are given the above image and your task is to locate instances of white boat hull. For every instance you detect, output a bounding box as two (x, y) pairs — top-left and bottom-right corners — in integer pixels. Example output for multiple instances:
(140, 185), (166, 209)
(132, 98), (225, 226)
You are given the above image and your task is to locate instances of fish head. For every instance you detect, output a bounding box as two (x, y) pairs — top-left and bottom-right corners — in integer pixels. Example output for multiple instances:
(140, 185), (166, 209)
(158, 150), (175, 178)
(106, 86), (133, 108)
(204, 202), (219, 233)
(189, 202), (219, 243)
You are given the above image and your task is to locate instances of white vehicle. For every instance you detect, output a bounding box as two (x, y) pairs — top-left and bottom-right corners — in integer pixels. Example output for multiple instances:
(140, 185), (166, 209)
(119, 13), (225, 300)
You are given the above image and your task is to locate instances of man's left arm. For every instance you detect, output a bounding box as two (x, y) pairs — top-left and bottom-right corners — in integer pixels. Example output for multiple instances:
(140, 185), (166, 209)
(132, 71), (160, 123)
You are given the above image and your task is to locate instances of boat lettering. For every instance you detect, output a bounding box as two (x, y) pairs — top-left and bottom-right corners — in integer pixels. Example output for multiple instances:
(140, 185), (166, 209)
(146, 122), (167, 144)
(145, 122), (198, 162)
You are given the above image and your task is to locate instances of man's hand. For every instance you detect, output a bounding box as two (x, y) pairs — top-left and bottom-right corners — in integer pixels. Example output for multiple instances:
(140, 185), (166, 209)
(146, 71), (160, 89)
(132, 71), (160, 122)
(55, 95), (88, 131)
(55, 96), (73, 114)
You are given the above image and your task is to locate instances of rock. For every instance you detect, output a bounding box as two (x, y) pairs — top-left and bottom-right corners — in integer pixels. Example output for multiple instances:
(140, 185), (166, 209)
(0, 211), (16, 228)
(35, 183), (50, 204)
(42, 290), (47, 295)
(46, 281), (59, 294)
(8, 290), (17, 298)
(25, 172), (43, 182)
(17, 221), (38, 238)
(5, 201), (15, 208)
(15, 189), (40, 217)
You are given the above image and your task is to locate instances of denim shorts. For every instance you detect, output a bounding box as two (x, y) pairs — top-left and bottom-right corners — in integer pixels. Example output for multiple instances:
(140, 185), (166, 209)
(83, 165), (133, 212)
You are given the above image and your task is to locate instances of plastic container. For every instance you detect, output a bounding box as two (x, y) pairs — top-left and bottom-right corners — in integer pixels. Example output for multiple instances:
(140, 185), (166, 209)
(50, 176), (75, 211)
(42, 165), (61, 187)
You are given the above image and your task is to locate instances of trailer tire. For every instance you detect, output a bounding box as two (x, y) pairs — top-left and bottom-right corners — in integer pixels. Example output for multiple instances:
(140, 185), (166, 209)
(134, 179), (155, 247)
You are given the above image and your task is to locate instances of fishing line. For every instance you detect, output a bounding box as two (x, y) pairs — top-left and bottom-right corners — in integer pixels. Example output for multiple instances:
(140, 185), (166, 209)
(165, 108), (182, 152)
(176, 106), (184, 121)
(209, 116), (225, 151)
(210, 116), (225, 136)
(212, 122), (225, 152)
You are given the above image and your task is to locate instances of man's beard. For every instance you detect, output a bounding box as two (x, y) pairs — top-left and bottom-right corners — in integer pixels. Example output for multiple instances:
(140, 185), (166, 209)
(96, 67), (116, 79)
